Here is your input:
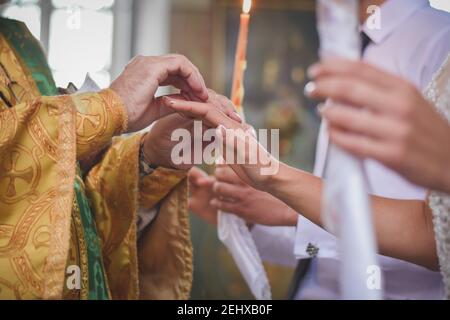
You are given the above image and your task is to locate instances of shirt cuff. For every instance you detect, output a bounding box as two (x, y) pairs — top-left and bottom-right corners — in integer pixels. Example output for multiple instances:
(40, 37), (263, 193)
(99, 88), (128, 135)
(294, 215), (339, 260)
(71, 89), (128, 160)
(251, 224), (298, 268)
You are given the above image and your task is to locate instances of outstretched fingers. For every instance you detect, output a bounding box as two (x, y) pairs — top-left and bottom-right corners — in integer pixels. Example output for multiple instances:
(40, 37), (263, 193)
(162, 97), (243, 129)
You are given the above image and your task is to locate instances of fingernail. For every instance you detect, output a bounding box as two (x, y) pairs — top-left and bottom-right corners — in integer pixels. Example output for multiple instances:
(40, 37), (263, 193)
(202, 89), (209, 101)
(317, 103), (331, 116)
(317, 103), (326, 114)
(163, 96), (175, 105)
(304, 81), (316, 97)
(210, 199), (219, 208)
(245, 127), (257, 138)
(217, 125), (226, 135)
(307, 63), (320, 78)
(232, 112), (243, 123)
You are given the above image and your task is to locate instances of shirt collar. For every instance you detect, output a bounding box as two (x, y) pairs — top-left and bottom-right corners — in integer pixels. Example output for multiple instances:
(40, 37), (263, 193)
(362, 0), (429, 44)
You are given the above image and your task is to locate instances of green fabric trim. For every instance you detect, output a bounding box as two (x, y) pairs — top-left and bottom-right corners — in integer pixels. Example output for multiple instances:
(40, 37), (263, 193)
(0, 17), (58, 96)
(74, 170), (110, 300)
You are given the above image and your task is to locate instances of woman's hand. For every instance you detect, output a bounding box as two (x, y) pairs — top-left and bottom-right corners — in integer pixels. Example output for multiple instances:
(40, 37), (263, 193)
(215, 125), (281, 192)
(306, 58), (450, 193)
(162, 92), (243, 130)
(162, 93), (281, 190)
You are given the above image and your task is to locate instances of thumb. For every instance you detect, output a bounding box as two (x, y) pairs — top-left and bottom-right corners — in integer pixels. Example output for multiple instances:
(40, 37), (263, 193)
(188, 166), (207, 185)
(197, 176), (215, 188)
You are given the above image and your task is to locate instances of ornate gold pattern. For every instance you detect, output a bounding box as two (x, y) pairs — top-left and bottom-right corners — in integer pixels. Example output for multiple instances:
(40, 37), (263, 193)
(0, 34), (128, 299)
(138, 173), (193, 299)
(139, 168), (188, 209)
(28, 116), (59, 162)
(42, 95), (76, 299)
(85, 135), (192, 300)
(74, 89), (128, 160)
(0, 224), (13, 240)
(1, 29), (192, 300)
(0, 144), (41, 204)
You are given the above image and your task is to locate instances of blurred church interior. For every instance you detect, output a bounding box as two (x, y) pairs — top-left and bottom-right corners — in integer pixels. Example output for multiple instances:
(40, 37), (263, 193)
(2, 0), (449, 299)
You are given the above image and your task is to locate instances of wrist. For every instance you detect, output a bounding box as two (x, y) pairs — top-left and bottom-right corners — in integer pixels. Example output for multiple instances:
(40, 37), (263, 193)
(263, 162), (292, 196)
(140, 133), (158, 167)
(283, 207), (299, 227)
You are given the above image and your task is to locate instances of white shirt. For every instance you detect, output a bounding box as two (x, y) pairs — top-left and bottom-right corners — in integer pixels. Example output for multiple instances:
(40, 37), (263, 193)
(252, 0), (450, 299)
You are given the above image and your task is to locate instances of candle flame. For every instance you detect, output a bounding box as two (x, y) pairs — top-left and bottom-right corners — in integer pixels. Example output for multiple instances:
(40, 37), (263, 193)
(243, 0), (252, 13)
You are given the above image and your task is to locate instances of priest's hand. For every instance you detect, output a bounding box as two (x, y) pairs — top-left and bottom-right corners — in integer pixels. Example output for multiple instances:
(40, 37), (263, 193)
(307, 58), (450, 194)
(110, 54), (209, 133)
(210, 166), (298, 227)
(141, 113), (193, 170)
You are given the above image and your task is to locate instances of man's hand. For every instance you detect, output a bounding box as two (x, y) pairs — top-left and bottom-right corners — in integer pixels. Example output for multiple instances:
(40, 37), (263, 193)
(306, 58), (450, 193)
(210, 166), (298, 227)
(188, 167), (218, 225)
(110, 54), (209, 133)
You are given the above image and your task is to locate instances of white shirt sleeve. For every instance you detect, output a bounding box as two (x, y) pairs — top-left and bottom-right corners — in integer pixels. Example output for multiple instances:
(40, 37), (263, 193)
(137, 206), (158, 238)
(409, 25), (450, 90)
(250, 225), (298, 268)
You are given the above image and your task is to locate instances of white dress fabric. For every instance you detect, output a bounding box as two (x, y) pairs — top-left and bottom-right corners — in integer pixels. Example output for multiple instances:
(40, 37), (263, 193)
(426, 54), (450, 300)
(293, 1), (450, 299)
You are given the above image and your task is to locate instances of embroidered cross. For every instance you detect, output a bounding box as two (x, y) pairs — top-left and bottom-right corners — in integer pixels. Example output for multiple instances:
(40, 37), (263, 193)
(0, 151), (34, 197)
(76, 113), (101, 134)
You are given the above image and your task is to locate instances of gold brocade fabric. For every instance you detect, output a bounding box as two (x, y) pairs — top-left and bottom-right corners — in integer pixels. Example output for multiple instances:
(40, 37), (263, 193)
(85, 135), (193, 299)
(0, 32), (193, 299)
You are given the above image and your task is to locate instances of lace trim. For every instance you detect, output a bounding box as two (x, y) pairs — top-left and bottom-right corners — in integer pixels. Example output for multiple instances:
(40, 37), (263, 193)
(429, 192), (450, 300)
(426, 53), (450, 299)
(425, 54), (450, 122)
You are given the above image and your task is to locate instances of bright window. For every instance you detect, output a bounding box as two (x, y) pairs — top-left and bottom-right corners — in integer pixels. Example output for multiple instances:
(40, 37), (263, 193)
(3, 0), (115, 88)
(3, 0), (41, 39)
(49, 0), (114, 88)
